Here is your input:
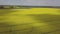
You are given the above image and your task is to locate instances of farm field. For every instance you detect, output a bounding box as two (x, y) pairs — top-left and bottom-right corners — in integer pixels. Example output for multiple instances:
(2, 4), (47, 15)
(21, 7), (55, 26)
(0, 8), (60, 34)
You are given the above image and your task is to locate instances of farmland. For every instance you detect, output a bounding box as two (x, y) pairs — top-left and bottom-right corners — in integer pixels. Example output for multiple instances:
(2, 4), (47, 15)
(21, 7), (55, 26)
(0, 8), (60, 34)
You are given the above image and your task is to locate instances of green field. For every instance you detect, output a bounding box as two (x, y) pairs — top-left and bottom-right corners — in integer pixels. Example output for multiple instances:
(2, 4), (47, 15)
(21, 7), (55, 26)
(0, 8), (60, 34)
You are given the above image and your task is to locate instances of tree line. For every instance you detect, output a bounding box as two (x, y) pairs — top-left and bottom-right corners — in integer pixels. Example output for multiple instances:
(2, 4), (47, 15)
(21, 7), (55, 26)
(0, 6), (21, 9)
(0, 5), (31, 9)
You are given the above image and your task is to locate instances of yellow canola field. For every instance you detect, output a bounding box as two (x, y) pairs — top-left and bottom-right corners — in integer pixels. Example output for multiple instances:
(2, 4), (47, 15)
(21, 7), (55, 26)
(0, 8), (60, 34)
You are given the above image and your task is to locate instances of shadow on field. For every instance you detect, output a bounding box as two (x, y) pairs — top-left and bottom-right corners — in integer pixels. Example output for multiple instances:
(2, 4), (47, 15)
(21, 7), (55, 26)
(0, 22), (32, 34)
(28, 14), (60, 34)
(0, 22), (43, 34)
(29, 14), (60, 25)
(0, 9), (17, 16)
(0, 23), (11, 34)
